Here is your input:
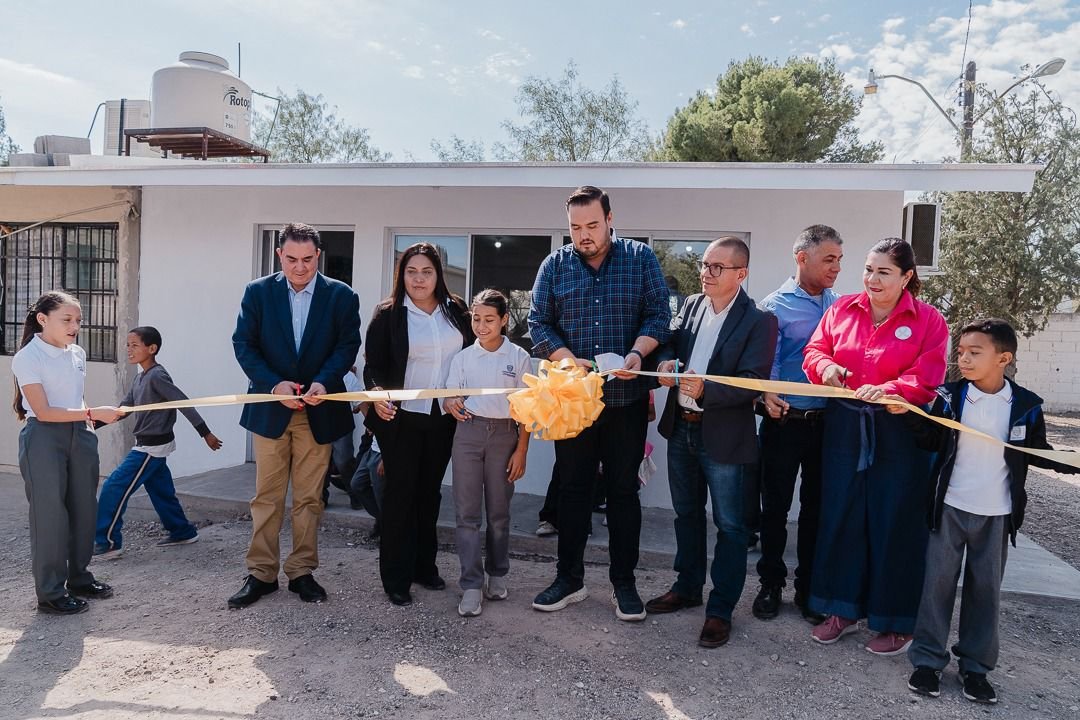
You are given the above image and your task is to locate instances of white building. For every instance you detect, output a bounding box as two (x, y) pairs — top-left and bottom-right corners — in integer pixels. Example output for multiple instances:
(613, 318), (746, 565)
(0, 160), (1039, 508)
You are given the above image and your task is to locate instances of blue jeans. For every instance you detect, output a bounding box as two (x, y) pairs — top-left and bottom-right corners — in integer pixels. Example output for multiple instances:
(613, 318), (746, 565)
(349, 447), (384, 520)
(667, 416), (748, 620)
(95, 450), (196, 550)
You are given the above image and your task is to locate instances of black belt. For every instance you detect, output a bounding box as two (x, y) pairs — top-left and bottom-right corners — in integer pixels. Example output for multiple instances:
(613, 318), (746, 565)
(783, 407), (824, 421)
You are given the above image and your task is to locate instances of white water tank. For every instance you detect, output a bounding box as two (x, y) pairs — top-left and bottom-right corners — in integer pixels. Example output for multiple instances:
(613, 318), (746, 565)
(151, 52), (252, 141)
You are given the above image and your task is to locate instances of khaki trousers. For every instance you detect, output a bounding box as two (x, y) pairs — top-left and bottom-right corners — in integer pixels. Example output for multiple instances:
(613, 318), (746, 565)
(246, 411), (332, 582)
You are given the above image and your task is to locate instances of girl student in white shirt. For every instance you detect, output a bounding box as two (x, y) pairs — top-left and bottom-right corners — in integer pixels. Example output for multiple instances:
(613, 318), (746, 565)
(443, 289), (532, 617)
(10, 291), (123, 615)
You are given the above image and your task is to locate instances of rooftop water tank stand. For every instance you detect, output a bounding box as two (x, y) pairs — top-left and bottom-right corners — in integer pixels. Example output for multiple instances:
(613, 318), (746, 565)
(123, 126), (270, 162)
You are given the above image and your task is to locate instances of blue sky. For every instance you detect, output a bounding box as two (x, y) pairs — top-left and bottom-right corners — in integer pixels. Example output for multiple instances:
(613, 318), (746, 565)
(2, 0), (1077, 163)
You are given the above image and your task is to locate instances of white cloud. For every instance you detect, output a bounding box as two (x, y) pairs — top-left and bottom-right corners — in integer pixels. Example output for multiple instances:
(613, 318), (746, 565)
(770, 15), (782, 24)
(670, 18), (687, 30)
(740, 23), (755, 37)
(820, 44), (857, 62)
(844, 1), (1080, 163)
(477, 28), (503, 41)
(0, 57), (79, 85)
(402, 65), (424, 79)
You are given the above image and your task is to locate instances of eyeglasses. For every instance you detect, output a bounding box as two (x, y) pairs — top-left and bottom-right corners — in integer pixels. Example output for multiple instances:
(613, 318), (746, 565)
(699, 262), (746, 277)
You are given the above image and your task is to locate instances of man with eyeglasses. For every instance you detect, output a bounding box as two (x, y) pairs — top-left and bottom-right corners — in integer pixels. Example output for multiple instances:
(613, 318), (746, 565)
(750, 224), (843, 626)
(646, 236), (777, 649)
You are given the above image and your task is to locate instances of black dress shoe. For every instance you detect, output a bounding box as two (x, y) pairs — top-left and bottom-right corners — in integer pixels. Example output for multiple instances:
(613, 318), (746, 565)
(387, 590), (413, 606)
(288, 574), (327, 603)
(645, 590), (703, 614)
(38, 594), (89, 615)
(699, 616), (732, 648)
(415, 574), (446, 591)
(752, 584), (781, 620)
(227, 574), (279, 609)
(794, 590), (827, 625)
(68, 580), (114, 599)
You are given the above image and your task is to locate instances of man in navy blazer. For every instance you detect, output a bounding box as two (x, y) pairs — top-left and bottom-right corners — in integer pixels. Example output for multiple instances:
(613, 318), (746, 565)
(644, 236), (777, 649)
(228, 223), (361, 609)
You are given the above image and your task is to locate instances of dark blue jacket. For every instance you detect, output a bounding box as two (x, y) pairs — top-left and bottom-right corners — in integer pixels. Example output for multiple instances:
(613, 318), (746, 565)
(910, 378), (1077, 545)
(232, 272), (362, 444)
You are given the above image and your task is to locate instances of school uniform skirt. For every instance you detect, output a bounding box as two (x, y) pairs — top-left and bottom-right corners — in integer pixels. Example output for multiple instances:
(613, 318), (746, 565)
(808, 399), (932, 634)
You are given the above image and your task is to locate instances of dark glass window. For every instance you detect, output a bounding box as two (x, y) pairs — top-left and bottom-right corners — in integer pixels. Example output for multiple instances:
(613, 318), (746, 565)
(1, 223), (119, 361)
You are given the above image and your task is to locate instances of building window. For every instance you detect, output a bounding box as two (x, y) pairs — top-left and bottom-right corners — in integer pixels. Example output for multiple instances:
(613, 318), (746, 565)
(471, 235), (552, 347)
(393, 235), (469, 299)
(259, 226), (355, 285)
(0, 223), (119, 362)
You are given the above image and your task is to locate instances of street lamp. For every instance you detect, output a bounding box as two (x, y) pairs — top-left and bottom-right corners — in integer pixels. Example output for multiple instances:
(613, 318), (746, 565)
(864, 57), (1065, 158)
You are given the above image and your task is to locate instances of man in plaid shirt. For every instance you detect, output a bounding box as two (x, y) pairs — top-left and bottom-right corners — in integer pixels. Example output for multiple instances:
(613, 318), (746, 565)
(528, 185), (671, 621)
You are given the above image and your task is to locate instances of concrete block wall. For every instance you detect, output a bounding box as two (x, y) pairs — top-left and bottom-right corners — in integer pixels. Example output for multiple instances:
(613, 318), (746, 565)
(1015, 312), (1080, 412)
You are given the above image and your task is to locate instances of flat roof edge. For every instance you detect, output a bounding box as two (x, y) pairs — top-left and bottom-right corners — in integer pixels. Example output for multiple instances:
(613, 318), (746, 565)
(0, 161), (1042, 193)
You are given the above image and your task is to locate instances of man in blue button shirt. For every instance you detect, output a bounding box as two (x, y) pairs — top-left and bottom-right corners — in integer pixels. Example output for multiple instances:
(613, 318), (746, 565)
(752, 224), (843, 624)
(528, 185), (671, 622)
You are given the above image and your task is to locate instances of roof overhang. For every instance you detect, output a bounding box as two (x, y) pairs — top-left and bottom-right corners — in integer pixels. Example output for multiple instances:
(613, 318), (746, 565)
(0, 159), (1041, 193)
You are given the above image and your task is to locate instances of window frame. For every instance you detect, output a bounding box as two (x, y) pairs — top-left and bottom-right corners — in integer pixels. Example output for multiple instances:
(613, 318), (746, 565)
(1, 221), (120, 362)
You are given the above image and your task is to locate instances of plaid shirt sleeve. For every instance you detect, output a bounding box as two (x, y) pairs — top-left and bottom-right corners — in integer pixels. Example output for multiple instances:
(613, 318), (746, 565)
(528, 253), (567, 359)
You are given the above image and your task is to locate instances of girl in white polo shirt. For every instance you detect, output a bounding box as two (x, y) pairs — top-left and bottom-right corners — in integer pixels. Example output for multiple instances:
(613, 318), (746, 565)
(443, 289), (531, 617)
(11, 291), (123, 615)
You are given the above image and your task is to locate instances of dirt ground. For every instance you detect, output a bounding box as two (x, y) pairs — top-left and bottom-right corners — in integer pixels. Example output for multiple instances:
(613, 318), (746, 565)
(1, 416), (1079, 720)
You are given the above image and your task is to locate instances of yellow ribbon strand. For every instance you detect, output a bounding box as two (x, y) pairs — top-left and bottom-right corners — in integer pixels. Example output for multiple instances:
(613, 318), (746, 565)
(112, 367), (1078, 470)
(621, 369), (1079, 470)
(117, 387), (516, 414)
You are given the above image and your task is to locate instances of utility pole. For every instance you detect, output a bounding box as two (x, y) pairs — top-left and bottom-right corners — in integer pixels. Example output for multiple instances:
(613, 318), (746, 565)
(961, 61), (976, 160)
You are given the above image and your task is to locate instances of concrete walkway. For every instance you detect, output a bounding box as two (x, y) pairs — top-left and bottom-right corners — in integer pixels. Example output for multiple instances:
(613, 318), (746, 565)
(121, 462), (1080, 602)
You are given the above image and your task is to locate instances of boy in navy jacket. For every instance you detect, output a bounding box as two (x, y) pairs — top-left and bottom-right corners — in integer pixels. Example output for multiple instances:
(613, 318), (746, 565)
(898, 319), (1076, 704)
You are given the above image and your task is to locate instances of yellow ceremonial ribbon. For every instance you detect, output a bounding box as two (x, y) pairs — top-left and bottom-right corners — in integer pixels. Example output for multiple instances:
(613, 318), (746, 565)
(114, 367), (1079, 470)
(622, 370), (1079, 471)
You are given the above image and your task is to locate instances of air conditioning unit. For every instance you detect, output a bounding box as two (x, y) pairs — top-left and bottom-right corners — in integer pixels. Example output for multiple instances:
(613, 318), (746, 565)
(103, 100), (158, 157)
(902, 202), (941, 272)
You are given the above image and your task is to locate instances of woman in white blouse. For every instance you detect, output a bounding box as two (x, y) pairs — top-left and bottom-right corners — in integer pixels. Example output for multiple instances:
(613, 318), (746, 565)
(363, 243), (473, 606)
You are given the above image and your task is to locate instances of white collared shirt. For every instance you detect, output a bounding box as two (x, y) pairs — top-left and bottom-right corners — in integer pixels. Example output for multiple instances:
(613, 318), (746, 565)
(446, 337), (532, 419)
(401, 295), (463, 414)
(11, 334), (87, 418)
(945, 382), (1013, 516)
(284, 274), (315, 353)
(678, 292), (739, 412)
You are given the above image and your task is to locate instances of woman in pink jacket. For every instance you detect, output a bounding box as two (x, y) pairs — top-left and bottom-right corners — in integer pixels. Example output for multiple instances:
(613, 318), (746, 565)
(802, 238), (948, 657)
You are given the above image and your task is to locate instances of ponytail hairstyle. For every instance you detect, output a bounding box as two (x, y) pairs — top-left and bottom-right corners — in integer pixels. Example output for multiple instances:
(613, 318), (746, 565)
(471, 288), (510, 335)
(870, 237), (922, 297)
(13, 291), (82, 421)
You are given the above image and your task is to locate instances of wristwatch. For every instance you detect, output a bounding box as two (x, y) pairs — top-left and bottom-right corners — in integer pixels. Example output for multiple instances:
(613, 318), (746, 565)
(628, 349), (645, 361)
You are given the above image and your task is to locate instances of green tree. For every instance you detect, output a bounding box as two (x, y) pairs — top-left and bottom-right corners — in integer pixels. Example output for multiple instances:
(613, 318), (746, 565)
(652, 243), (702, 298)
(923, 83), (1080, 363)
(430, 134), (486, 162)
(659, 56), (883, 163)
(494, 61), (651, 161)
(0, 97), (20, 166)
(253, 88), (390, 163)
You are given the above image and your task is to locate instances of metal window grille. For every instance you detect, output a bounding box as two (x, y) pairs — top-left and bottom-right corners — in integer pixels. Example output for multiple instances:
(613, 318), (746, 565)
(1, 223), (119, 362)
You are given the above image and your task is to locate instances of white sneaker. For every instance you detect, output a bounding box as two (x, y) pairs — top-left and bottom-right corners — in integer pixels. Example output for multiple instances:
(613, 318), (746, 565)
(535, 521), (557, 536)
(458, 589), (483, 617)
(485, 575), (508, 600)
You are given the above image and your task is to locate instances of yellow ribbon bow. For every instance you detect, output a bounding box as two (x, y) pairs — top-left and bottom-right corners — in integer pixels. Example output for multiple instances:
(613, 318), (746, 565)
(508, 359), (606, 440)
